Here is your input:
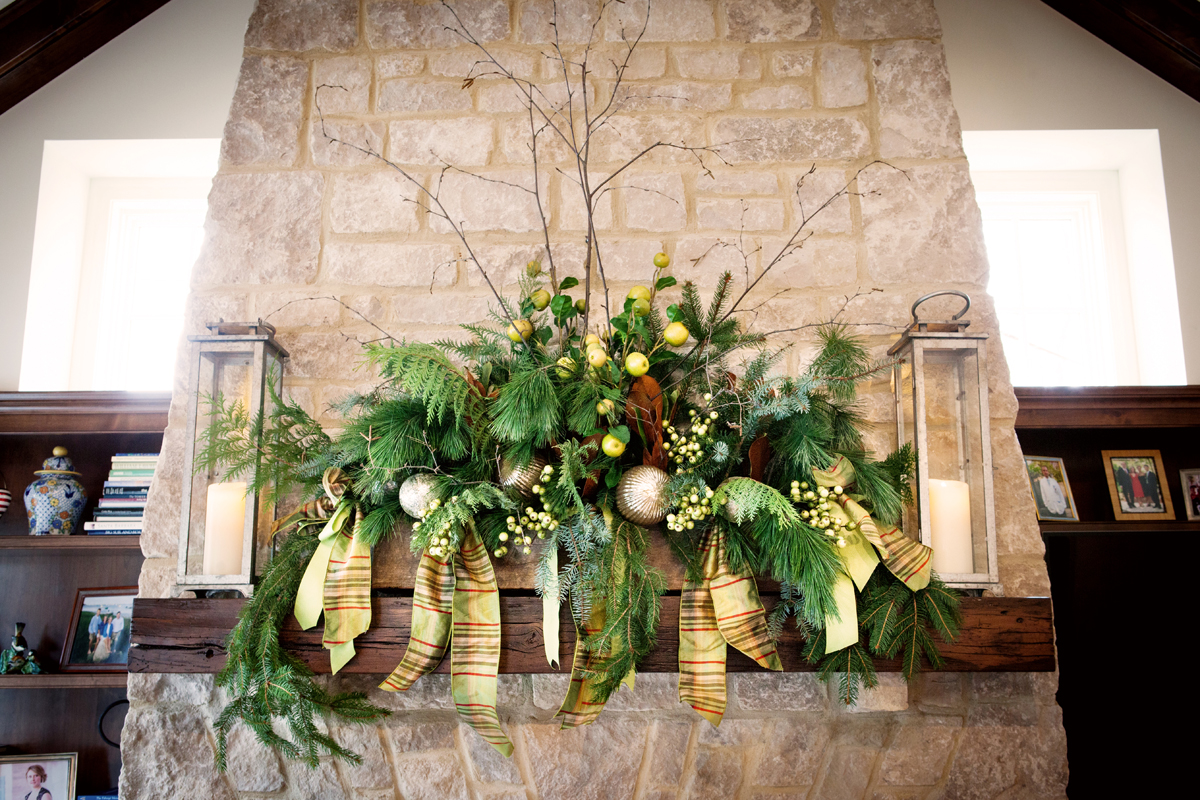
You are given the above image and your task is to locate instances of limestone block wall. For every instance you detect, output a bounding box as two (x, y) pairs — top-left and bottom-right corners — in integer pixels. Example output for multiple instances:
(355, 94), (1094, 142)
(123, 1), (1067, 798)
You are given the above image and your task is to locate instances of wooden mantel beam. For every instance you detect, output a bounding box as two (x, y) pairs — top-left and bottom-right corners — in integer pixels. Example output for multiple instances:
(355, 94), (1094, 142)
(129, 596), (1056, 675)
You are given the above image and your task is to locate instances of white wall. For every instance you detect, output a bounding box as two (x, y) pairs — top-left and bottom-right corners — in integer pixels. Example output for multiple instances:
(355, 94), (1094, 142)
(937, 0), (1200, 384)
(0, 0), (253, 390)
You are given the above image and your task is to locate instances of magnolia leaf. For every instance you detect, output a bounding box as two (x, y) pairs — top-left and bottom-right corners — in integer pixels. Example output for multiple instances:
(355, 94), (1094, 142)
(666, 303), (682, 322)
(558, 277), (580, 291)
(655, 276), (677, 291)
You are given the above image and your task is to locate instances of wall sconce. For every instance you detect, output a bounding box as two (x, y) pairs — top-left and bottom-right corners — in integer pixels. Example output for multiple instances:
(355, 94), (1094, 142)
(889, 292), (999, 591)
(175, 321), (288, 596)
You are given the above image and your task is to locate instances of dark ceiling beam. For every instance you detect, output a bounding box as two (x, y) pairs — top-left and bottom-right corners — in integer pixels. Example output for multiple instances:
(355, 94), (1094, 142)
(0, 0), (172, 116)
(1040, 0), (1200, 103)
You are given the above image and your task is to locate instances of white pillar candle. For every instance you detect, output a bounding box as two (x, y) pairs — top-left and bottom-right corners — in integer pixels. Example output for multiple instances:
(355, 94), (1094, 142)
(928, 478), (974, 574)
(203, 481), (247, 575)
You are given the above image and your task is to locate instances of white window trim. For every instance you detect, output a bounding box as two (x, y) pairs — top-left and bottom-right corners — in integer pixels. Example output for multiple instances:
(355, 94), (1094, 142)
(21, 139), (219, 391)
(963, 129), (1185, 386)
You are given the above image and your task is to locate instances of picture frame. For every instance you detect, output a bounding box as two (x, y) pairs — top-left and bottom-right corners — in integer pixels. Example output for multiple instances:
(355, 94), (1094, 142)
(1180, 468), (1200, 522)
(1023, 456), (1079, 522)
(1101, 450), (1175, 522)
(0, 752), (77, 800)
(58, 587), (137, 673)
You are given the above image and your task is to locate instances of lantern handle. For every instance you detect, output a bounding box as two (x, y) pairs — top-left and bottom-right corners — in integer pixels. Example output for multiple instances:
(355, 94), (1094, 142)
(910, 290), (970, 324)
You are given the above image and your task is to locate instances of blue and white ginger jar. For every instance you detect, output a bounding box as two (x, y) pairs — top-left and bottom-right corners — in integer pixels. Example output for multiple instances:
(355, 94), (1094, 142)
(24, 447), (87, 536)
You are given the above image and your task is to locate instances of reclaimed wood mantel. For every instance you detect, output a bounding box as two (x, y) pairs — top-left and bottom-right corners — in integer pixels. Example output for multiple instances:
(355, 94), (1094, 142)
(129, 595), (1054, 675)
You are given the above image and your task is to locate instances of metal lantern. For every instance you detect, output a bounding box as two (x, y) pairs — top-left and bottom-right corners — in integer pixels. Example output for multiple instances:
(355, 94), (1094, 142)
(888, 292), (998, 590)
(176, 321), (288, 596)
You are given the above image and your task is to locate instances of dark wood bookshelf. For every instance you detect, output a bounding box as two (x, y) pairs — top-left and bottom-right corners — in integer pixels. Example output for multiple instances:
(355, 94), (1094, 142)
(0, 535), (143, 550)
(0, 674), (129, 689)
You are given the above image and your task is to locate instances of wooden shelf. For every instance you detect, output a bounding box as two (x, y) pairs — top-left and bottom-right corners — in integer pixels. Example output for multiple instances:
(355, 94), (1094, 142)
(0, 535), (143, 550)
(0, 391), (170, 433)
(1040, 521), (1200, 535)
(1015, 386), (1200, 429)
(129, 596), (1055, 675)
(0, 673), (128, 689)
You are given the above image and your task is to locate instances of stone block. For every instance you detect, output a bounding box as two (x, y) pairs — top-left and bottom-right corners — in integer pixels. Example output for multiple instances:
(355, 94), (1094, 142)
(714, 117), (871, 163)
(360, 674), (457, 710)
(859, 163), (988, 285)
(760, 237), (857, 289)
(740, 84), (813, 110)
(873, 41), (963, 159)
(753, 718), (829, 785)
(367, 0), (509, 49)
(944, 723), (1068, 800)
(330, 172), (421, 234)
(463, 722), (522, 783)
(618, 81), (732, 113)
(431, 49), (538, 81)
(604, 672), (682, 711)
(468, 242), (582, 290)
(139, 429), (183, 559)
(787, 166), (853, 235)
(649, 720), (693, 786)
(697, 718), (762, 747)
(118, 708), (236, 800)
(603, 240), (676, 282)
(379, 79), (474, 113)
(731, 673), (825, 712)
(478, 83), (528, 113)
(621, 173), (687, 231)
(674, 50), (760, 80)
(880, 719), (960, 786)
(698, 198), (785, 231)
(224, 726), (286, 793)
(589, 115), (706, 165)
(390, 719), (458, 751)
(314, 57), (371, 114)
(814, 747), (875, 800)
(322, 243), (458, 289)
(342, 294), (388, 326)
(846, 673), (909, 712)
(136, 557), (175, 599)
(690, 746), (744, 796)
(833, 0), (941, 40)
(192, 172), (324, 286)
(429, 170), (550, 234)
(673, 234), (759, 285)
(253, 292), (341, 329)
(998, 554), (1052, 597)
(911, 673), (965, 712)
(608, 0), (716, 42)
(388, 292), (491, 326)
(524, 718), (650, 799)
(246, 0), (357, 51)
(772, 49), (815, 77)
(220, 55), (307, 167)
(620, 46), (669, 79)
(333, 726), (392, 788)
(388, 119), (495, 166)
(287, 759), (351, 800)
(281, 332), (374, 381)
(696, 171), (779, 196)
(125, 673), (214, 707)
(520, 0), (601, 45)
(532, 673), (570, 710)
(559, 173), (614, 231)
(312, 120), (387, 168)
(818, 45), (867, 108)
(724, 0), (821, 42)
(378, 53), (426, 79)
(967, 701), (1040, 728)
(500, 116), (575, 165)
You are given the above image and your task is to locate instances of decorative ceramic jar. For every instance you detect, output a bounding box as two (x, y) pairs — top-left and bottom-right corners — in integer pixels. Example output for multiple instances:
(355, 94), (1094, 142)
(0, 471), (11, 518)
(23, 446), (87, 535)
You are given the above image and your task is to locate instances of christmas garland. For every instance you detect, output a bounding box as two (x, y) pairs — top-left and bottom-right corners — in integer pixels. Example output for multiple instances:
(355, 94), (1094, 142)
(201, 268), (961, 768)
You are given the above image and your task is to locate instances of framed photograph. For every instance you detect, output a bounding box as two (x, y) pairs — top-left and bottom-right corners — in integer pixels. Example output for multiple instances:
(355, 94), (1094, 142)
(1180, 469), (1200, 522)
(0, 753), (77, 800)
(1102, 450), (1175, 522)
(58, 587), (136, 673)
(1023, 456), (1079, 521)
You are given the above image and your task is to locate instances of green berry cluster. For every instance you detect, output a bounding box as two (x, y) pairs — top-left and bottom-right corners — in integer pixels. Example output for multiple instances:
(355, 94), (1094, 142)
(412, 497), (458, 558)
(789, 480), (855, 548)
(497, 464), (559, 558)
(666, 485), (715, 532)
(664, 393), (719, 474)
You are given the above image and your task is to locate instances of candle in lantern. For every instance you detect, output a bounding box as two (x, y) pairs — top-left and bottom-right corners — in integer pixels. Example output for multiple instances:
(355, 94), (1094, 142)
(203, 481), (247, 575)
(928, 478), (974, 574)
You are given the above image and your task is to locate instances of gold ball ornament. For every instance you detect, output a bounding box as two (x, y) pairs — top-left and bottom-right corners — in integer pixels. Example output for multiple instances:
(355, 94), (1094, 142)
(500, 456), (548, 497)
(398, 473), (440, 518)
(616, 465), (671, 525)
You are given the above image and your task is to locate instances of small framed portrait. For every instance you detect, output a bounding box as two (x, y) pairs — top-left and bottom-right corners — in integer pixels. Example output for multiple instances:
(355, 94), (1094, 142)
(1023, 456), (1079, 522)
(1102, 450), (1175, 522)
(1180, 469), (1200, 522)
(0, 753), (77, 800)
(59, 587), (137, 673)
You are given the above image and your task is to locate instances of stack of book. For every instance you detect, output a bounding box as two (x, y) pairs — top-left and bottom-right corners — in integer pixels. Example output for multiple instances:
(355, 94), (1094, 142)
(84, 453), (159, 536)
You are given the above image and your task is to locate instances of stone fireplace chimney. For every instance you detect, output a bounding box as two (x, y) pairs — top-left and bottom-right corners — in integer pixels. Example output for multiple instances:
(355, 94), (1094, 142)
(121, 1), (1067, 797)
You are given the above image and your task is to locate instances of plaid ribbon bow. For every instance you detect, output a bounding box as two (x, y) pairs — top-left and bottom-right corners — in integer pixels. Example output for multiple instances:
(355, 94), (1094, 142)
(380, 528), (513, 757)
(813, 456), (933, 654)
(291, 468), (372, 674)
(678, 527), (782, 726)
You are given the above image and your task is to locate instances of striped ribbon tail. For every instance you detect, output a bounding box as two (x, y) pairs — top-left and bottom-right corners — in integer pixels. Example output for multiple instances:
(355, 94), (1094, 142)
(321, 514), (373, 674)
(678, 570), (727, 726)
(451, 530), (513, 757)
(878, 526), (932, 591)
(379, 548), (455, 691)
(556, 602), (609, 729)
(709, 531), (782, 672)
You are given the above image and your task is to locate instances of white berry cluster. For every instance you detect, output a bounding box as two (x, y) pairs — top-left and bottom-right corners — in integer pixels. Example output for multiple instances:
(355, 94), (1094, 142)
(498, 464), (559, 558)
(413, 497), (458, 558)
(789, 480), (855, 548)
(663, 393), (719, 474)
(666, 485), (715, 531)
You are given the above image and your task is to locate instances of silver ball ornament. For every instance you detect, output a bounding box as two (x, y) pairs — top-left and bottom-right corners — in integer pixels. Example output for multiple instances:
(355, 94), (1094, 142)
(499, 456), (547, 497)
(398, 473), (439, 518)
(616, 465), (670, 525)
